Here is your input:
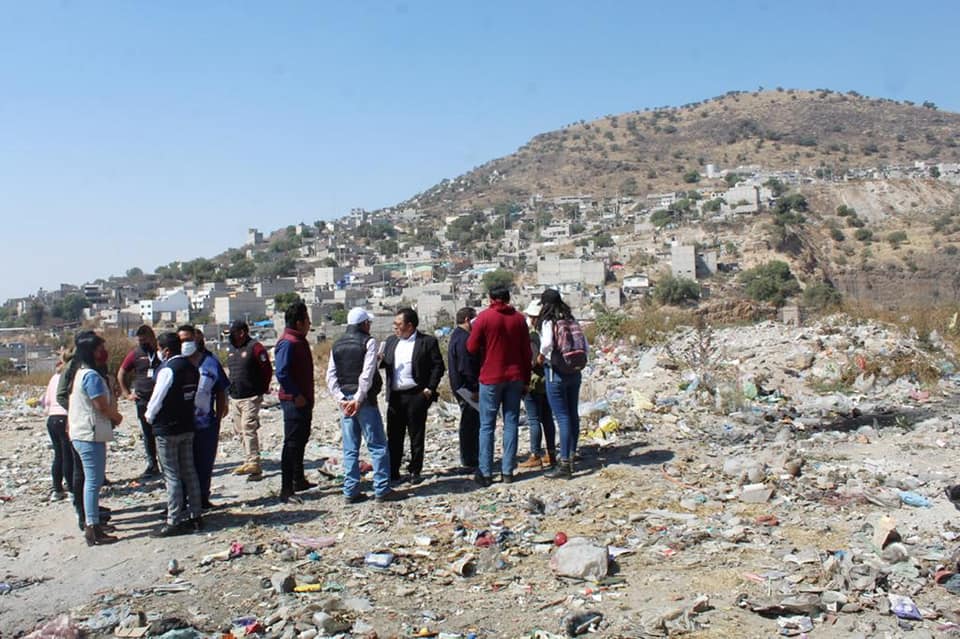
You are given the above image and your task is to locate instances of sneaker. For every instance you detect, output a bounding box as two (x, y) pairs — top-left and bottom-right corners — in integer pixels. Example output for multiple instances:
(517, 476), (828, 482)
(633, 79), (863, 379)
(517, 454), (543, 470)
(344, 492), (369, 505)
(49, 490), (67, 502)
(375, 490), (408, 503)
(232, 462), (261, 476)
(408, 474), (424, 486)
(473, 472), (493, 488)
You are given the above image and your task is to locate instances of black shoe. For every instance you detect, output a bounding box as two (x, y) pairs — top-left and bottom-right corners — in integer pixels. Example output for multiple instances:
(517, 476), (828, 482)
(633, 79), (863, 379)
(188, 517), (204, 532)
(293, 479), (317, 492)
(409, 474), (424, 485)
(474, 473), (493, 488)
(375, 490), (408, 503)
(246, 472), (264, 483)
(501, 473), (515, 484)
(545, 459), (573, 479)
(151, 523), (186, 538)
(344, 492), (369, 505)
(278, 490), (302, 504)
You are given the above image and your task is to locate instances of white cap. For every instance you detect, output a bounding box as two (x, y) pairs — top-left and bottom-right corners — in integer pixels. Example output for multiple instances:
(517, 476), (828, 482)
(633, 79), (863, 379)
(524, 300), (542, 317)
(347, 307), (374, 325)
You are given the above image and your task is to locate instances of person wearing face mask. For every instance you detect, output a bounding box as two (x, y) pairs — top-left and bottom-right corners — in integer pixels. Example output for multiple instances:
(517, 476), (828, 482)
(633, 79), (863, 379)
(117, 325), (162, 477)
(517, 300), (557, 471)
(178, 325), (229, 509)
(69, 331), (123, 546)
(145, 332), (202, 536)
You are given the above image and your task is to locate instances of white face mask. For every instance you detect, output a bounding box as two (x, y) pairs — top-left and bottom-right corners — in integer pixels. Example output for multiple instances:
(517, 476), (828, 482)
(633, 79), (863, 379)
(181, 341), (198, 357)
(157, 349), (168, 363)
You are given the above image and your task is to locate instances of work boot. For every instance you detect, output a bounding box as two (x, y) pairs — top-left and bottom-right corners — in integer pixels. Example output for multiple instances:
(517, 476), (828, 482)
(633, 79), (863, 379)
(232, 461), (261, 475)
(545, 458), (572, 479)
(84, 524), (118, 546)
(517, 454), (543, 470)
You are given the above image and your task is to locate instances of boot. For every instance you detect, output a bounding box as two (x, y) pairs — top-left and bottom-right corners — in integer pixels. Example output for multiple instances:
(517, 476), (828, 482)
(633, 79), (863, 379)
(517, 453), (543, 470)
(84, 524), (118, 546)
(545, 451), (558, 467)
(545, 458), (572, 479)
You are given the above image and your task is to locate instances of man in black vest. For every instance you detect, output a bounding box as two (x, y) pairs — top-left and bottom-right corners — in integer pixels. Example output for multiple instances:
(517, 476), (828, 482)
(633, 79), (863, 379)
(118, 325), (161, 477)
(326, 308), (403, 503)
(145, 332), (202, 537)
(226, 320), (272, 481)
(379, 307), (445, 484)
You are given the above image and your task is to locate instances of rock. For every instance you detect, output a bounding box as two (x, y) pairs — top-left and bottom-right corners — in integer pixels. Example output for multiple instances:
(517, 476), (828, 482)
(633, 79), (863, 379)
(549, 537), (609, 580)
(271, 571), (296, 594)
(739, 483), (773, 503)
(312, 611), (351, 635)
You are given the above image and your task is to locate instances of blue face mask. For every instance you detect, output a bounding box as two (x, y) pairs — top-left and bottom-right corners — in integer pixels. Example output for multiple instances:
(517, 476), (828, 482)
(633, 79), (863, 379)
(181, 341), (197, 357)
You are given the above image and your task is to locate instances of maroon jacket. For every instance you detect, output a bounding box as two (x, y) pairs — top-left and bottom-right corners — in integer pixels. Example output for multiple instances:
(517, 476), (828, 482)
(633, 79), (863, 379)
(275, 327), (314, 406)
(466, 299), (532, 385)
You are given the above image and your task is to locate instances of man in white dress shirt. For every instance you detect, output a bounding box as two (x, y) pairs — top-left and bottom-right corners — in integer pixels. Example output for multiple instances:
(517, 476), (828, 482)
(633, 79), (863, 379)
(379, 307), (445, 484)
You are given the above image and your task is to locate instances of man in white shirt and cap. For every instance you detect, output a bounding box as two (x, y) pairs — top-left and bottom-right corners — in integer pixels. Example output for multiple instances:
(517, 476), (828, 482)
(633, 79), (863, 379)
(327, 307), (404, 503)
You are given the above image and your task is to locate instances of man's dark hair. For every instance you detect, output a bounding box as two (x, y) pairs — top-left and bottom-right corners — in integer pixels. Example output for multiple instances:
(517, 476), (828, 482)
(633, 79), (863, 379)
(455, 307), (476, 325)
(285, 301), (309, 327)
(157, 332), (182, 355)
(396, 307), (419, 328)
(488, 285), (510, 302)
(135, 325), (155, 338)
(176, 324), (196, 337)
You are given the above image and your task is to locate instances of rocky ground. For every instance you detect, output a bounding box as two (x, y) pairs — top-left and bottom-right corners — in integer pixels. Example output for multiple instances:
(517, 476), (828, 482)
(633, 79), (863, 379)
(4, 315), (960, 638)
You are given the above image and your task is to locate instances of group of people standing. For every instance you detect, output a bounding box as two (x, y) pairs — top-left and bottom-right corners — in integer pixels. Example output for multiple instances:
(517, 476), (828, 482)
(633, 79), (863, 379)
(40, 290), (586, 546)
(448, 286), (586, 486)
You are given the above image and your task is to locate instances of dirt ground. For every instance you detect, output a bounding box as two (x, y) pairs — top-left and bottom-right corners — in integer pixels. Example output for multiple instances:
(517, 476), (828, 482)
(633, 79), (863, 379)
(3, 373), (960, 638)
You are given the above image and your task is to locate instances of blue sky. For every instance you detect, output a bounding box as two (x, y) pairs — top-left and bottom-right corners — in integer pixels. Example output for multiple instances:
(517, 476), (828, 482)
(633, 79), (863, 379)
(2, 0), (958, 302)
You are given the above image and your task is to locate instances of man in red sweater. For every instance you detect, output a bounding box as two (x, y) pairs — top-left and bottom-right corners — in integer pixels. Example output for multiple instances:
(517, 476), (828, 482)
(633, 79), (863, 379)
(466, 285), (531, 486)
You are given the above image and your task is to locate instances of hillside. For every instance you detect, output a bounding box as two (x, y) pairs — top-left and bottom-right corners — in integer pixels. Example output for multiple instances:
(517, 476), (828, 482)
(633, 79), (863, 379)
(403, 89), (960, 212)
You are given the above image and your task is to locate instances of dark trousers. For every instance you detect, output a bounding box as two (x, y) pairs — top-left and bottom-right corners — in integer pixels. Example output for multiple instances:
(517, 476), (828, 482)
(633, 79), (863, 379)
(455, 397), (480, 468)
(193, 421), (220, 502)
(280, 400), (312, 492)
(136, 401), (158, 468)
(70, 447), (85, 527)
(46, 415), (73, 492)
(387, 389), (429, 478)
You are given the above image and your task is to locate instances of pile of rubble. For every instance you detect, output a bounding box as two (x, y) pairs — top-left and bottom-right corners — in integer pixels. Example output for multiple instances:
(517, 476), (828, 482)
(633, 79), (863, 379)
(4, 314), (960, 637)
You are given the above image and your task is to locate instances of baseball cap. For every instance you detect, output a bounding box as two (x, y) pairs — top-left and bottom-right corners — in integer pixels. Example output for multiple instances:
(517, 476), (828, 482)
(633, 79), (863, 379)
(524, 300), (542, 317)
(347, 307), (374, 325)
(229, 320), (248, 332)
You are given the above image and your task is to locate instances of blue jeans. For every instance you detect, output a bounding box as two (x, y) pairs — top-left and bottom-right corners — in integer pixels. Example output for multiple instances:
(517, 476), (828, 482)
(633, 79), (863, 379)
(545, 367), (582, 461)
(72, 439), (106, 526)
(193, 420), (220, 502)
(523, 392), (556, 457)
(340, 396), (391, 498)
(478, 380), (523, 477)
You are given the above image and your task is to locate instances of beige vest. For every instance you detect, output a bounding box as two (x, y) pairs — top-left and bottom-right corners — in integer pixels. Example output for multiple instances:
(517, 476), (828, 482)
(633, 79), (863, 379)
(68, 368), (114, 443)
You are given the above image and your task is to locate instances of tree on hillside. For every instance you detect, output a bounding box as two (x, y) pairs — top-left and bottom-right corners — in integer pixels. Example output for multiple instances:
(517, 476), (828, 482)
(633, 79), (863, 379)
(51, 293), (89, 322)
(482, 269), (514, 292)
(274, 292), (302, 315)
(653, 276), (700, 305)
(28, 301), (46, 327)
(739, 260), (800, 306)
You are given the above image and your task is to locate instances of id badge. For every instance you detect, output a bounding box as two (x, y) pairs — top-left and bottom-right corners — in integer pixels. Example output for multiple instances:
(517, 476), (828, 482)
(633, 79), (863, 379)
(147, 368), (154, 379)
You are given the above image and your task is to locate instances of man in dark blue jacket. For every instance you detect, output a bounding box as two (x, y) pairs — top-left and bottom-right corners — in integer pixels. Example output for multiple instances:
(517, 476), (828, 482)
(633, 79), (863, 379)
(447, 307), (480, 473)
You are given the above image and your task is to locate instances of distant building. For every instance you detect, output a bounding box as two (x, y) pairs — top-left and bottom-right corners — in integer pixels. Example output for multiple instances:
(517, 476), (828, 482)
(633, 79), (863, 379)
(247, 228), (263, 246)
(213, 292), (266, 325)
(536, 254), (605, 287)
(671, 244), (696, 280)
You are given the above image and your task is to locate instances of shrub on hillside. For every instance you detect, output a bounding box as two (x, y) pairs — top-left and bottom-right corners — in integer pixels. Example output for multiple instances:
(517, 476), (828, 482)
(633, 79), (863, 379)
(854, 228), (873, 242)
(739, 260), (800, 306)
(653, 275), (700, 305)
(887, 231), (908, 248)
(803, 281), (843, 310)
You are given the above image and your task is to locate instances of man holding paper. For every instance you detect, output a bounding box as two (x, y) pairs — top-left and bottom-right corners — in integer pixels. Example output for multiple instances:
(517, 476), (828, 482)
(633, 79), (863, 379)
(447, 307), (480, 473)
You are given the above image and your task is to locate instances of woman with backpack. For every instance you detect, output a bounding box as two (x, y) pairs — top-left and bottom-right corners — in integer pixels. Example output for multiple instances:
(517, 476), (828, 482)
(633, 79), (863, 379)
(536, 289), (588, 479)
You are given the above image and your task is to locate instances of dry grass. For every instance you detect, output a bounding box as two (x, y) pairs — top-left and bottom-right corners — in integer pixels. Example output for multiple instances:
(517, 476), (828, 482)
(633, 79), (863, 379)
(842, 301), (960, 351)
